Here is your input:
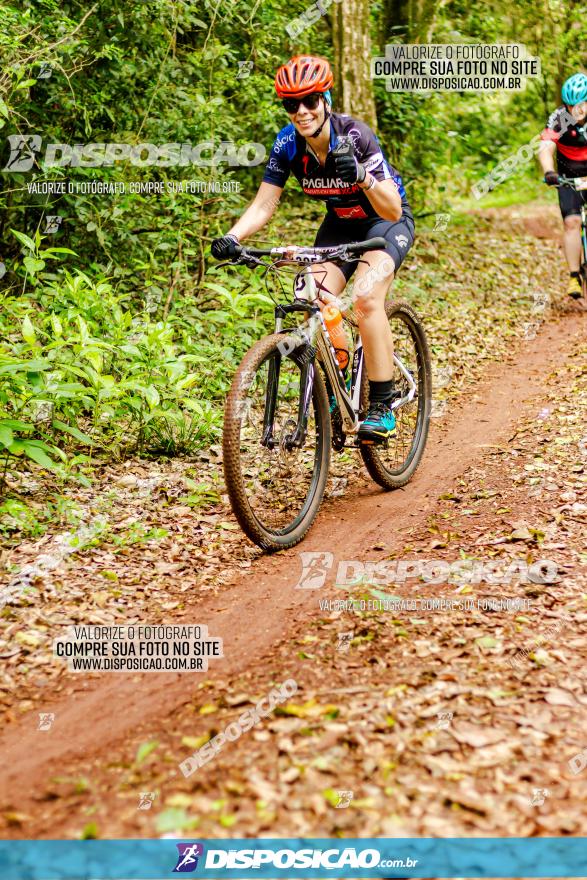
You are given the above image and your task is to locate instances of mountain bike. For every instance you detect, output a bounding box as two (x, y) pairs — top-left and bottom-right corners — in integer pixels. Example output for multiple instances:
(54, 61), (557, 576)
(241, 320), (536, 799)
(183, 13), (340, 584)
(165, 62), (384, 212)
(557, 174), (587, 301)
(221, 237), (432, 551)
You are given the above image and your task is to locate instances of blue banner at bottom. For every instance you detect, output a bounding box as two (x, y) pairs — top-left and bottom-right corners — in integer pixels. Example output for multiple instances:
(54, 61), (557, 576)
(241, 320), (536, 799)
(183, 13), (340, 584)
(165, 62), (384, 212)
(1, 838), (586, 879)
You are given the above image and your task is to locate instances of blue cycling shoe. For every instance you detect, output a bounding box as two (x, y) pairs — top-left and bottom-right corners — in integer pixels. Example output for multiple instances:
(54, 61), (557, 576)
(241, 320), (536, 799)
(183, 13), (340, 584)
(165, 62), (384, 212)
(358, 401), (396, 444)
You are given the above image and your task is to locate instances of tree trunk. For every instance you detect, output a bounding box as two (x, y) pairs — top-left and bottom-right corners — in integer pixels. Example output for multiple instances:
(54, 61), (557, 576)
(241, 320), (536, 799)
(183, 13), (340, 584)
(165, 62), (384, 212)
(412, 0), (441, 42)
(380, 0), (410, 48)
(379, 0), (442, 49)
(331, 0), (378, 131)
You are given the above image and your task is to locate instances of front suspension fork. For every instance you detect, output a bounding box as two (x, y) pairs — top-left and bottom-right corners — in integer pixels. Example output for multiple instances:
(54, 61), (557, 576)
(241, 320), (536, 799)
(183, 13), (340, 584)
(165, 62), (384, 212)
(261, 345), (316, 450)
(261, 350), (281, 449)
(261, 302), (320, 449)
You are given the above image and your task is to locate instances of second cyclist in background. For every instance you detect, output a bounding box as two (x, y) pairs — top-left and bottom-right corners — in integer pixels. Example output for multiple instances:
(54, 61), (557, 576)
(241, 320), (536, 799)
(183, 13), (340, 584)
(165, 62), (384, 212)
(540, 72), (587, 299)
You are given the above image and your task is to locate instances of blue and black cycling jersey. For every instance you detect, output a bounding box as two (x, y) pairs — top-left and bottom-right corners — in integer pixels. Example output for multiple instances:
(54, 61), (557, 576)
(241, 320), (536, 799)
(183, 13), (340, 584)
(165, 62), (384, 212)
(262, 111), (412, 223)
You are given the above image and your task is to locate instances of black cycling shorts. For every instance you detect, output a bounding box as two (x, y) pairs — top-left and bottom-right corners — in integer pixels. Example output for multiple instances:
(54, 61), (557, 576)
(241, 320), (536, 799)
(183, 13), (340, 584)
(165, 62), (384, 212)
(558, 185), (587, 218)
(314, 212), (416, 282)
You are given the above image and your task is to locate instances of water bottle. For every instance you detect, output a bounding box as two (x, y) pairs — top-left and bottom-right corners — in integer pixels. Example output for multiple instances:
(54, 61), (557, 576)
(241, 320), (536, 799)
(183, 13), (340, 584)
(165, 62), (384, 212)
(323, 302), (349, 370)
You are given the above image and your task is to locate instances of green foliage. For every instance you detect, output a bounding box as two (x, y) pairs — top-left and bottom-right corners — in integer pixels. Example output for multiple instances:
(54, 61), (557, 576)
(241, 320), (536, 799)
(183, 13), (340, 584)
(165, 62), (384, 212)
(0, 240), (273, 491)
(0, 0), (308, 295)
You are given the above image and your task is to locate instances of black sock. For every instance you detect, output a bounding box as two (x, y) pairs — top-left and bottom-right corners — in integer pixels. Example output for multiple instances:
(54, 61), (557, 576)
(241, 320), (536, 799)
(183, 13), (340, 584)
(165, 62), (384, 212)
(369, 379), (395, 404)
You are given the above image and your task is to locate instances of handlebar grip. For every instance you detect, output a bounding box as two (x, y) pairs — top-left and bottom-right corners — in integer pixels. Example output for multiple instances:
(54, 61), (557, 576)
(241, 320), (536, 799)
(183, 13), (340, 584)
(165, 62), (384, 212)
(346, 237), (388, 254)
(237, 245), (275, 257)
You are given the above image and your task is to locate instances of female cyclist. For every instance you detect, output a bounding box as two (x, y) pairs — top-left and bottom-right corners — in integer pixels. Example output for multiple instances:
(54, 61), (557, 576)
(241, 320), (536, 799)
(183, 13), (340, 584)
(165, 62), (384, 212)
(211, 55), (415, 443)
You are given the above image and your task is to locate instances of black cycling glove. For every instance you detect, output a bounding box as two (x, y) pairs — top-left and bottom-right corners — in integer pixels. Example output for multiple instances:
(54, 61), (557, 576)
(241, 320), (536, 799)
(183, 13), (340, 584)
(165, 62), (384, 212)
(211, 233), (240, 259)
(332, 143), (367, 185)
(544, 171), (560, 186)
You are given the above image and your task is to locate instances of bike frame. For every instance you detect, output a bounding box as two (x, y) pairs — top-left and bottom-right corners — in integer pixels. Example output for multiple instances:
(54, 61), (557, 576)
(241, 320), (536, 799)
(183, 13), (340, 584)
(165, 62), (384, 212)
(263, 264), (417, 450)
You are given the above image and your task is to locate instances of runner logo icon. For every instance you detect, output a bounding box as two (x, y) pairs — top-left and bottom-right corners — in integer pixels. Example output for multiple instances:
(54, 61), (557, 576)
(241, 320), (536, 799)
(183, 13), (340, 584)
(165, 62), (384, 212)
(335, 790), (354, 808)
(173, 843), (205, 873)
(295, 551), (334, 589)
(3, 134), (42, 172)
(395, 234), (409, 248)
(530, 788), (550, 806)
(38, 712), (55, 730)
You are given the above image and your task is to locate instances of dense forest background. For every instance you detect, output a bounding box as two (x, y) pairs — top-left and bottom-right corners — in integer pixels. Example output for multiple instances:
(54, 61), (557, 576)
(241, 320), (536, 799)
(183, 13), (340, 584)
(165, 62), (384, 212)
(1, 0), (586, 493)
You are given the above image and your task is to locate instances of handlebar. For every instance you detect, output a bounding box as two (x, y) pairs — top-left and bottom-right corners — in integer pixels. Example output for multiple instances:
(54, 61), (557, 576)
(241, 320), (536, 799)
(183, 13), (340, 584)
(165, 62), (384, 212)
(232, 236), (389, 266)
(553, 175), (587, 191)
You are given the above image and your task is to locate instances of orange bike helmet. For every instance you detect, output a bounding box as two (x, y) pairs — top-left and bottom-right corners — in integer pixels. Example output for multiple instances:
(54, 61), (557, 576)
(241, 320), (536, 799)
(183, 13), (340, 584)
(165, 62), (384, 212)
(274, 55), (334, 98)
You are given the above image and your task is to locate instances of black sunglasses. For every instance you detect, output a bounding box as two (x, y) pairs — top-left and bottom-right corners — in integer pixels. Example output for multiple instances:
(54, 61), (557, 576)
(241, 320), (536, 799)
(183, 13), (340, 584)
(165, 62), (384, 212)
(282, 92), (323, 114)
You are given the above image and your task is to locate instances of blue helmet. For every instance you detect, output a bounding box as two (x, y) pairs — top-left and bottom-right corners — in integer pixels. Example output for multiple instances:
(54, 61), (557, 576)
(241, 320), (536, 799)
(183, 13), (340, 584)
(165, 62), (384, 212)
(562, 73), (587, 106)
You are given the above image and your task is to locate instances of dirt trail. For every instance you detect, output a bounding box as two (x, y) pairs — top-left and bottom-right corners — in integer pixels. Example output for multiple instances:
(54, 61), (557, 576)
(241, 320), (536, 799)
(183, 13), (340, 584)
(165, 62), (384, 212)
(1, 298), (585, 817)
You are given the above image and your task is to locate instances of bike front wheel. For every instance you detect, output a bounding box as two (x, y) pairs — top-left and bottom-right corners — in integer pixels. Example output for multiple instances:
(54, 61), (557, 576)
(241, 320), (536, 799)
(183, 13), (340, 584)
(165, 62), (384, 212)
(223, 333), (331, 552)
(359, 299), (432, 489)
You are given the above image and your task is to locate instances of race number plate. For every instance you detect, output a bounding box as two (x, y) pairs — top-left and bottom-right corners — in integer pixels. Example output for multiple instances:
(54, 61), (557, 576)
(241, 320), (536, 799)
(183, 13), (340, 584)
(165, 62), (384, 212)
(574, 176), (587, 191)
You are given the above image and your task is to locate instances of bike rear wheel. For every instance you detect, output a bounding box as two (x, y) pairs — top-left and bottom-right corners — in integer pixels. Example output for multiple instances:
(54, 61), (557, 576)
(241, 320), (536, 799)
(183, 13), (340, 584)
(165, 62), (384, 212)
(581, 263), (587, 300)
(580, 211), (587, 300)
(223, 332), (331, 551)
(359, 299), (432, 489)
